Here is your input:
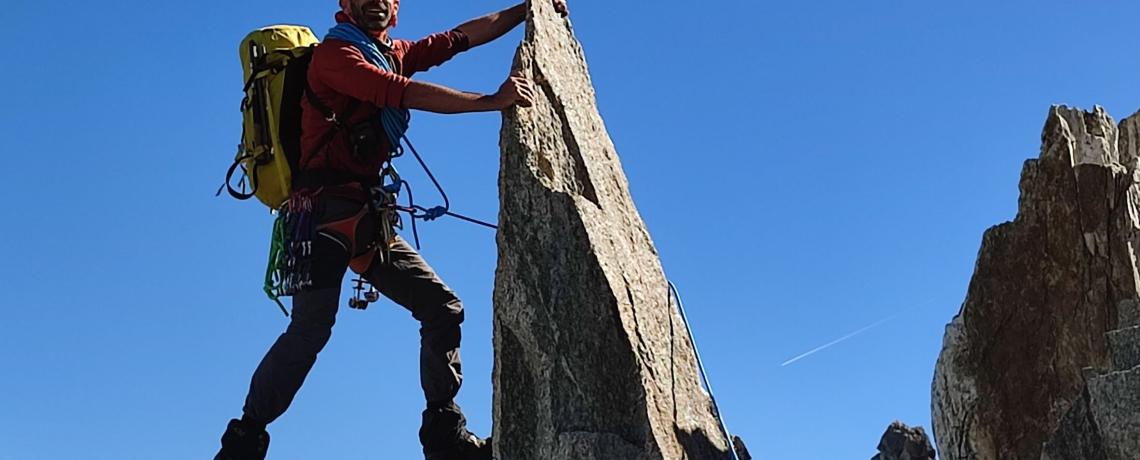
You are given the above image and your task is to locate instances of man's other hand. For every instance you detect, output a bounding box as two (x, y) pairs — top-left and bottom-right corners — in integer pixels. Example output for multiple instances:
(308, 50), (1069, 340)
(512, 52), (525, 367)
(495, 73), (536, 109)
(553, 0), (569, 17)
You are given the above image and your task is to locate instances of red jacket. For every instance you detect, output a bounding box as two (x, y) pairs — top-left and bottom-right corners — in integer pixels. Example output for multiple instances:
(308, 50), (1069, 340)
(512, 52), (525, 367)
(300, 22), (470, 180)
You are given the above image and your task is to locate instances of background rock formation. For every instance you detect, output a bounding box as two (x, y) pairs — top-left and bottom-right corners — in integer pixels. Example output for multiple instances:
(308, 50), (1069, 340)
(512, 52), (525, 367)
(872, 421), (936, 460)
(492, 1), (732, 460)
(1040, 279), (1140, 460)
(932, 106), (1140, 460)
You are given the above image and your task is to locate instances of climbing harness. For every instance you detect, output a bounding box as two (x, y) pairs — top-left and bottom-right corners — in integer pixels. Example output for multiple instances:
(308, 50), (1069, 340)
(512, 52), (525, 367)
(262, 160), (496, 316)
(341, 161), (498, 311)
(669, 281), (746, 460)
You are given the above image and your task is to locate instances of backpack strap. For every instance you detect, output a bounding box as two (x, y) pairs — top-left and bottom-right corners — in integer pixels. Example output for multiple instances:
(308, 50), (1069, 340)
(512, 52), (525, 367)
(301, 80), (362, 170)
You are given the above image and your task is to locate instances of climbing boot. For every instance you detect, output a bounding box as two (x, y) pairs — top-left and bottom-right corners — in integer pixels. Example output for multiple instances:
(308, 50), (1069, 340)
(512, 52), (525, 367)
(213, 418), (270, 460)
(421, 401), (492, 460)
(423, 430), (492, 460)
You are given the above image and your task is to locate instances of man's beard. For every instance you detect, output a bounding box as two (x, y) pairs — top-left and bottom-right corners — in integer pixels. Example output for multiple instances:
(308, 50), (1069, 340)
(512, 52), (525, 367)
(350, 3), (392, 31)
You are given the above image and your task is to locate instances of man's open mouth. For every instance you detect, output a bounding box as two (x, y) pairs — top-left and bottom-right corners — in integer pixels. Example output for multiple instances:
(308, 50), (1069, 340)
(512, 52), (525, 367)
(364, 5), (389, 20)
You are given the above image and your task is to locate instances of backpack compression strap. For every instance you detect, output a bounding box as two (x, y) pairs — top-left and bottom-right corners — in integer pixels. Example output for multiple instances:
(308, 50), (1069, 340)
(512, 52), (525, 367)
(223, 150), (259, 200)
(302, 79), (361, 171)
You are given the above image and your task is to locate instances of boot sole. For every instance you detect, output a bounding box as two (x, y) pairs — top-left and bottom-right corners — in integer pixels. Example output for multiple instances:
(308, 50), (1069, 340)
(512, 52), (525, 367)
(424, 452), (492, 460)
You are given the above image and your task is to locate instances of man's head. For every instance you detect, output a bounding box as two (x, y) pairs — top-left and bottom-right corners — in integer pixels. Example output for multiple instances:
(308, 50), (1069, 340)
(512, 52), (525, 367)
(339, 0), (400, 32)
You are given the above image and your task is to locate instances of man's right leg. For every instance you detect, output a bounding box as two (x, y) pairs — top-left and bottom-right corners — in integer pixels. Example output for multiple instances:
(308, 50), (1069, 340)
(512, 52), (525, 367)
(215, 196), (359, 460)
(215, 286), (343, 460)
(242, 285), (342, 424)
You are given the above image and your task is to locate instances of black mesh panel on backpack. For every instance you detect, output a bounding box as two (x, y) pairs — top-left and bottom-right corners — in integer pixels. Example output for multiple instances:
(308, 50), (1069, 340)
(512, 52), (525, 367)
(278, 51), (313, 189)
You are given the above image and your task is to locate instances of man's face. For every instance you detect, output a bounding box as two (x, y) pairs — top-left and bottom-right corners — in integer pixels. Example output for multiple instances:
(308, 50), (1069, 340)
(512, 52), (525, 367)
(347, 0), (397, 32)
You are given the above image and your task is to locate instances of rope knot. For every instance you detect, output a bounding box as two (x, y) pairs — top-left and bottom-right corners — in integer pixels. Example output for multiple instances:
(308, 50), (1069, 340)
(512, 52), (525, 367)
(421, 206), (447, 221)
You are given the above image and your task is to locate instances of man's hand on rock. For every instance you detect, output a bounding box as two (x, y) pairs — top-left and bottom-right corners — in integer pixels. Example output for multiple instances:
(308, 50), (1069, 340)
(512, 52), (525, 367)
(495, 73), (536, 109)
(553, 0), (569, 17)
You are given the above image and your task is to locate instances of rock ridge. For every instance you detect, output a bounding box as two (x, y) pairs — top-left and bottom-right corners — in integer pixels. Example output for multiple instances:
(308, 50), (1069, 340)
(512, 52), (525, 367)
(932, 106), (1140, 460)
(491, 2), (733, 459)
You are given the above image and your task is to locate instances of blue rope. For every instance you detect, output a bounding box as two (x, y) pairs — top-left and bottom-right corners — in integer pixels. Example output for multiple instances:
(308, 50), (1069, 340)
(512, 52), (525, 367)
(325, 23), (410, 160)
(669, 281), (740, 460)
(420, 206), (447, 221)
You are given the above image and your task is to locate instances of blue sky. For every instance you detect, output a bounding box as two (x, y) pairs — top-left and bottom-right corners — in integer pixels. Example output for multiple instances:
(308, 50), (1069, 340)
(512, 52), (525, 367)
(2, 1), (1140, 459)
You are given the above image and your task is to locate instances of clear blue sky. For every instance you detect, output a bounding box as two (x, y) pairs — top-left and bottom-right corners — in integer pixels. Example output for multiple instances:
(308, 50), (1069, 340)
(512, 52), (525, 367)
(3, 1), (1139, 459)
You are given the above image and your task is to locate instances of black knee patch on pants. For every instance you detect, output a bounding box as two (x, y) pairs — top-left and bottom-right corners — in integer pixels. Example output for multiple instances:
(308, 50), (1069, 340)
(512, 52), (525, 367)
(420, 400), (466, 450)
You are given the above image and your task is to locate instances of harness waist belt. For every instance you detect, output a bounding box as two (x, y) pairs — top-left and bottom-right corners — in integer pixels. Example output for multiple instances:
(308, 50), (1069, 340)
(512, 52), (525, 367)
(295, 168), (380, 191)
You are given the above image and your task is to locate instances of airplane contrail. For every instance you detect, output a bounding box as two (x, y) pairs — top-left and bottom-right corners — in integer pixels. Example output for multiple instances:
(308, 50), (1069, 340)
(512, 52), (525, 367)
(780, 302), (928, 367)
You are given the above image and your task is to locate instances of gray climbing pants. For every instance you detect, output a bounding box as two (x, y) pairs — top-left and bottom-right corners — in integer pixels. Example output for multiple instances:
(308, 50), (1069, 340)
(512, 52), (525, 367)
(241, 194), (465, 445)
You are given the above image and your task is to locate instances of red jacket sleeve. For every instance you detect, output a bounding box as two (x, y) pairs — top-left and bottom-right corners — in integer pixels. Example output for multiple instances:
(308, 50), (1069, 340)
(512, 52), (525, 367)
(396, 30), (471, 76)
(311, 39), (411, 109)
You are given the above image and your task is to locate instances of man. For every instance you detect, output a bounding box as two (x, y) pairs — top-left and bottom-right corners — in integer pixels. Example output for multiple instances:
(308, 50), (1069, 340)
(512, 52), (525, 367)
(214, 1), (569, 459)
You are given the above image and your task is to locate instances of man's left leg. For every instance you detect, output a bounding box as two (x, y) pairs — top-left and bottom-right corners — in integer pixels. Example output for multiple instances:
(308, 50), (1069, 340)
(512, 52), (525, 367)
(364, 236), (490, 460)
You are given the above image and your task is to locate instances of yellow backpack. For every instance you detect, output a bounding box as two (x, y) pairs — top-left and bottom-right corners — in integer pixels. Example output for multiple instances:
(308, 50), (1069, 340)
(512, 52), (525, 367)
(221, 25), (319, 210)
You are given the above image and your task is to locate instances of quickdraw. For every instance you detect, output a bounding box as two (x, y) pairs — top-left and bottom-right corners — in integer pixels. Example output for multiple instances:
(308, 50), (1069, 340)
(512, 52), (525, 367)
(264, 191), (317, 316)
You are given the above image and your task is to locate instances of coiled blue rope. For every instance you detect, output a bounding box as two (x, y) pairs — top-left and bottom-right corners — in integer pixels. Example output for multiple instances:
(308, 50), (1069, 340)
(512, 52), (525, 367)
(325, 23), (410, 158)
(325, 23), (449, 221)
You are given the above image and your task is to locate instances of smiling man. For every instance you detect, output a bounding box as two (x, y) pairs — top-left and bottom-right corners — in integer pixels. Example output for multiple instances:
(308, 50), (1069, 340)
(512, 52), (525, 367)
(213, 1), (568, 460)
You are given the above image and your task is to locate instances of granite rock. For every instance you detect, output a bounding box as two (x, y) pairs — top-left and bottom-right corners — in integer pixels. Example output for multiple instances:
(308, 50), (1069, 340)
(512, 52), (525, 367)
(492, 2), (733, 459)
(871, 421), (936, 460)
(1043, 299), (1140, 460)
(932, 106), (1140, 460)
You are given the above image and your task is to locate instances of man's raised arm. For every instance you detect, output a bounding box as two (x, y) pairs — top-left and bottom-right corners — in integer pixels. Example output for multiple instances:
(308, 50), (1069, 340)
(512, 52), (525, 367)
(457, 1), (569, 49)
(398, 1), (569, 114)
